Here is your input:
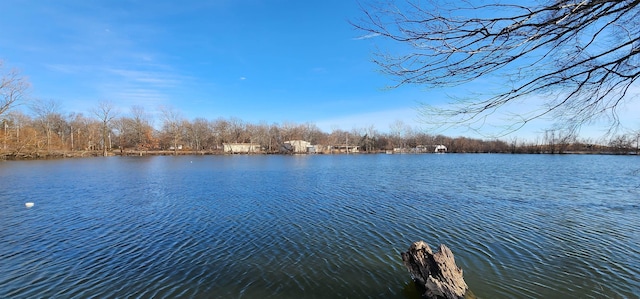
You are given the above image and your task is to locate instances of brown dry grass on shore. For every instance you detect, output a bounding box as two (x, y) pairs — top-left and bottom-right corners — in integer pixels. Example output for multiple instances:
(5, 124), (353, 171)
(1, 149), (236, 160)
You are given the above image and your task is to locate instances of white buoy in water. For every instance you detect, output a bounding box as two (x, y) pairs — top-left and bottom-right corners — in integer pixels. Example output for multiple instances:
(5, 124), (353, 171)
(25, 202), (34, 208)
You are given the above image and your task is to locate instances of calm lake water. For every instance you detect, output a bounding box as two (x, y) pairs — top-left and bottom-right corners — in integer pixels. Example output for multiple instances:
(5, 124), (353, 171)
(1, 154), (639, 298)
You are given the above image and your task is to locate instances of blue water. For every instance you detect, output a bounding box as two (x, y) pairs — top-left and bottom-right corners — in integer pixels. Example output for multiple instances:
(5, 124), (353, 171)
(1, 154), (639, 298)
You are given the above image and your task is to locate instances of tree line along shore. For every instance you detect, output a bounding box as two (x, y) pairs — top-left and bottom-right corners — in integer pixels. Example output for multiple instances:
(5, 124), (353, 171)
(1, 104), (638, 160)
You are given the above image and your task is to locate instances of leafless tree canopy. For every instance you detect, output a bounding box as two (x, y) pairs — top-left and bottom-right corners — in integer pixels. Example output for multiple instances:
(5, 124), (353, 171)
(1, 61), (30, 117)
(355, 0), (640, 134)
(91, 101), (118, 157)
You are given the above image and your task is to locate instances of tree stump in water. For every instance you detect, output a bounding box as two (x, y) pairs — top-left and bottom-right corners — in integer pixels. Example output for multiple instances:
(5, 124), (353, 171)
(401, 241), (468, 299)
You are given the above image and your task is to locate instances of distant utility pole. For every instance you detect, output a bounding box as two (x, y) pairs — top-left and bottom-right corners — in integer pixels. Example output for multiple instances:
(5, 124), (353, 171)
(3, 120), (7, 150)
(346, 133), (349, 154)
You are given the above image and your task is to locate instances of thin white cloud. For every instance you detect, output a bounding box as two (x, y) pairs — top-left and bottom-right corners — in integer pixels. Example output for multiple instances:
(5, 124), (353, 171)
(112, 88), (167, 100)
(107, 68), (182, 87)
(99, 86), (171, 114)
(352, 33), (381, 40)
(42, 62), (188, 105)
(44, 64), (91, 74)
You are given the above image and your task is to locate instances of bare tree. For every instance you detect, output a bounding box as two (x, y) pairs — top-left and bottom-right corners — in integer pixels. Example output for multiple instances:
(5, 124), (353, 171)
(268, 123), (281, 153)
(68, 113), (94, 151)
(187, 118), (210, 152)
(130, 105), (155, 150)
(159, 105), (183, 155)
(544, 128), (576, 153)
(390, 120), (410, 150)
(112, 106), (156, 152)
(355, 0), (640, 134)
(301, 122), (324, 145)
(228, 117), (247, 143)
(91, 101), (118, 157)
(609, 133), (633, 154)
(3, 111), (30, 155)
(30, 99), (63, 152)
(247, 122), (271, 152)
(112, 116), (129, 152)
(1, 61), (30, 117)
(279, 121), (299, 142)
(211, 118), (229, 147)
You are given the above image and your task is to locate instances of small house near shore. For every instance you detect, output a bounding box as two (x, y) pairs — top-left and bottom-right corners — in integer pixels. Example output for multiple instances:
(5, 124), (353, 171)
(328, 144), (359, 153)
(223, 143), (260, 154)
(435, 144), (448, 153)
(283, 140), (314, 153)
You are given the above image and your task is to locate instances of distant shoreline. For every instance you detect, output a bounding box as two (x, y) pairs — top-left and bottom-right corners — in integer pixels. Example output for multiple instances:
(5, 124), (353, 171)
(1, 149), (637, 161)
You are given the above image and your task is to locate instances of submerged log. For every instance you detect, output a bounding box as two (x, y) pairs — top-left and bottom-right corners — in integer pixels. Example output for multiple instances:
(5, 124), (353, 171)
(401, 241), (468, 299)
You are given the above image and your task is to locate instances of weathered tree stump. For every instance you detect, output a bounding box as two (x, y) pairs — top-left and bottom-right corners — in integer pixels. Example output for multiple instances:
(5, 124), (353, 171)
(401, 241), (468, 299)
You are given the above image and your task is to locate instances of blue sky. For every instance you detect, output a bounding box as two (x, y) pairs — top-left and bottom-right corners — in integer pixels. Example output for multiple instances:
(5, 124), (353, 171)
(1, 0), (637, 140)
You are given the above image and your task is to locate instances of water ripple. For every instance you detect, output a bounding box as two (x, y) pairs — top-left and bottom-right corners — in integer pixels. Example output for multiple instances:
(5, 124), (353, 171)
(1, 155), (639, 298)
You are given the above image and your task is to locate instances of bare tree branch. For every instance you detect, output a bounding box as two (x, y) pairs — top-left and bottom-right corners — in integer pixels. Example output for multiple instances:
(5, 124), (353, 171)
(0, 61), (30, 117)
(354, 0), (640, 135)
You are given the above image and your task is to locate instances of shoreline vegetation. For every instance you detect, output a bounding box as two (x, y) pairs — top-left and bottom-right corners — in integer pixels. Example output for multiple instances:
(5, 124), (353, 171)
(1, 147), (637, 161)
(1, 102), (639, 161)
